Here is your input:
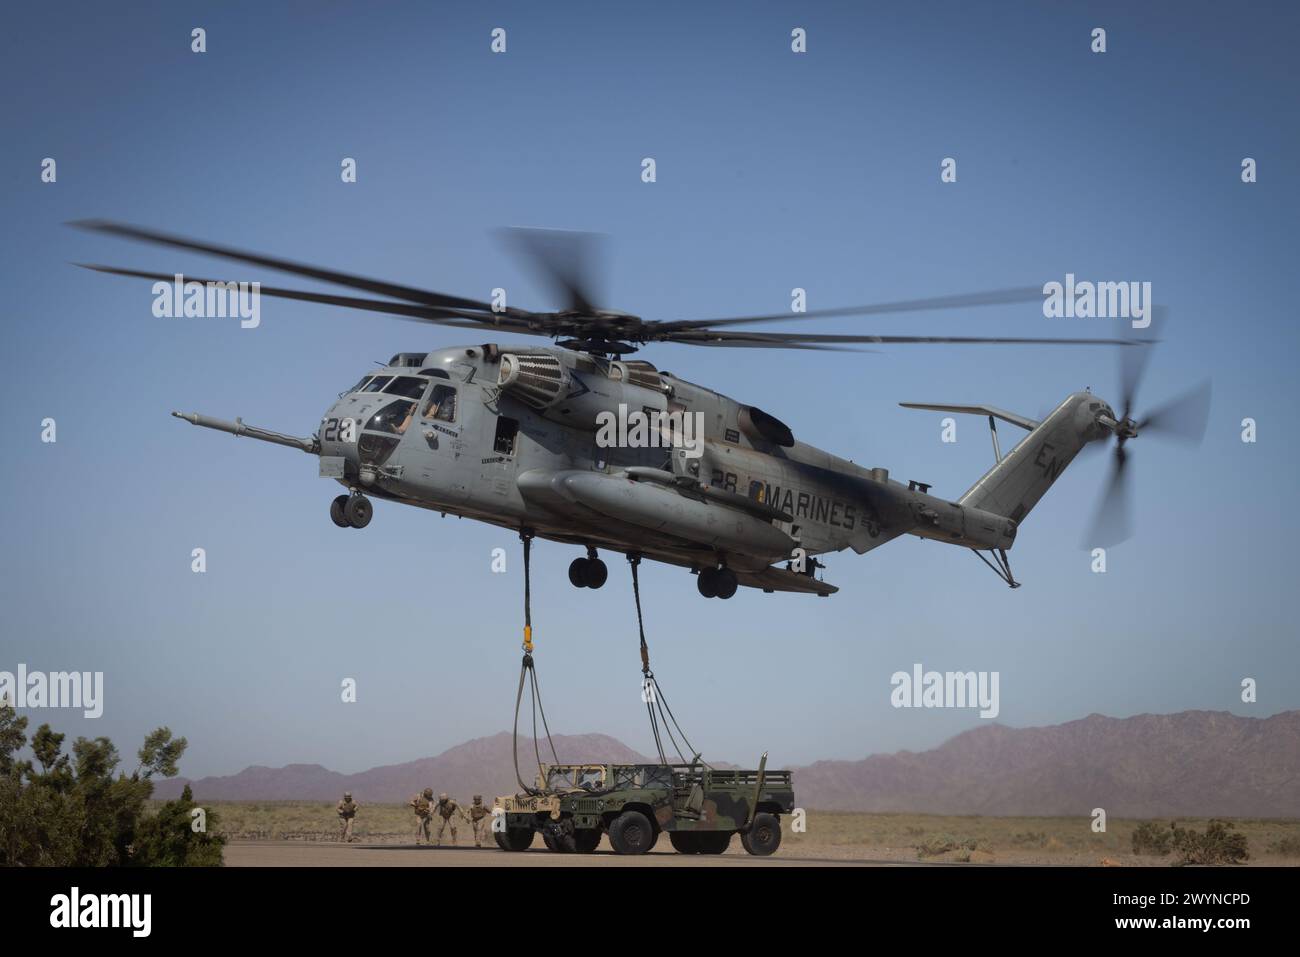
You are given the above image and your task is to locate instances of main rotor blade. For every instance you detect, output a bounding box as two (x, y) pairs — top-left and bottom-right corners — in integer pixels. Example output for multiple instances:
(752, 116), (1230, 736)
(1084, 447), (1133, 548)
(662, 329), (1141, 346)
(68, 219), (501, 315)
(673, 338), (867, 352)
(498, 227), (603, 315)
(74, 264), (542, 335)
(660, 286), (1048, 331)
(1138, 380), (1212, 442)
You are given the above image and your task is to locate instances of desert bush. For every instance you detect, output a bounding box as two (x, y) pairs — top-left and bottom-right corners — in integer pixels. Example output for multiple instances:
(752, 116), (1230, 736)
(1131, 821), (1172, 856)
(915, 833), (988, 859)
(1169, 820), (1249, 866)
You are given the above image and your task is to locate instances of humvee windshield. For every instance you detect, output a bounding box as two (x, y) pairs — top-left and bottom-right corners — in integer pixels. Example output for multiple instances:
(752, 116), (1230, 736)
(545, 768), (577, 789)
(612, 766), (674, 789)
(544, 767), (606, 790)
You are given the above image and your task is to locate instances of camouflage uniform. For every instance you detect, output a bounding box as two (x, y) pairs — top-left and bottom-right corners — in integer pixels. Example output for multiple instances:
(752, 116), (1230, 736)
(336, 792), (359, 842)
(467, 795), (492, 847)
(434, 793), (466, 846)
(409, 788), (434, 844)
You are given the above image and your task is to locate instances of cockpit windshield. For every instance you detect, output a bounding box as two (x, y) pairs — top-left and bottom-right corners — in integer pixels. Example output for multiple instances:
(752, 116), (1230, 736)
(367, 399), (417, 435)
(347, 375), (374, 394)
(361, 376), (392, 394)
(383, 376), (429, 400)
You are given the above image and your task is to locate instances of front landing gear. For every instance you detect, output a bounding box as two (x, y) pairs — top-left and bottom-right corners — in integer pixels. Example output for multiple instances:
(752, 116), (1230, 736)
(696, 566), (737, 600)
(568, 548), (608, 589)
(330, 493), (372, 529)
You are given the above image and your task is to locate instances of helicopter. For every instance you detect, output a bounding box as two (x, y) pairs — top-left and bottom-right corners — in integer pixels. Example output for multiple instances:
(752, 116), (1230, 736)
(72, 220), (1210, 597)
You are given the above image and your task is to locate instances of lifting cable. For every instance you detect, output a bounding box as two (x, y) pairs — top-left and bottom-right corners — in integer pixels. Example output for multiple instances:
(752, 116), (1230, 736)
(512, 529), (560, 795)
(628, 554), (709, 769)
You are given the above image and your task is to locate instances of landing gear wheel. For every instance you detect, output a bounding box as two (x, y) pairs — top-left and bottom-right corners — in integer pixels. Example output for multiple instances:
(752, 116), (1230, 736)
(715, 568), (738, 600)
(669, 832), (701, 854)
(582, 558), (608, 589)
(697, 568), (719, 599)
(608, 810), (656, 855)
(569, 558), (589, 588)
(696, 831), (733, 855)
(741, 813), (782, 856)
(573, 829), (601, 853)
(329, 495), (350, 528)
(494, 827), (535, 852)
(344, 495), (372, 529)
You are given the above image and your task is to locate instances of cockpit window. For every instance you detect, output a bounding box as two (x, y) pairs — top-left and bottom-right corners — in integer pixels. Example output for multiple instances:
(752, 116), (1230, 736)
(361, 375), (392, 393)
(367, 399), (417, 435)
(383, 376), (429, 400)
(422, 385), (457, 423)
(347, 375), (374, 393)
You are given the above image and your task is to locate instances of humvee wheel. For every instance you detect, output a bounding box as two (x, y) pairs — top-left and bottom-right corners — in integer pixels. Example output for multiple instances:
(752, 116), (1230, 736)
(329, 495), (350, 528)
(669, 832), (701, 854)
(344, 494), (372, 528)
(542, 824), (574, 853)
(573, 829), (601, 853)
(696, 831), (733, 855)
(741, 813), (782, 856)
(494, 827), (535, 852)
(608, 810), (656, 855)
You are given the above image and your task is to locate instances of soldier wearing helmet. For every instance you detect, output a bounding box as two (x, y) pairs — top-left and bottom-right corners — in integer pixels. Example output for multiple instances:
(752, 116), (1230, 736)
(467, 794), (492, 847)
(434, 792), (467, 847)
(409, 787), (434, 845)
(336, 791), (359, 843)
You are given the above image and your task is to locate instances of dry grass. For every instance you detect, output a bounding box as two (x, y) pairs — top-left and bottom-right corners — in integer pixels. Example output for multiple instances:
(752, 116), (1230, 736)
(183, 801), (1300, 865)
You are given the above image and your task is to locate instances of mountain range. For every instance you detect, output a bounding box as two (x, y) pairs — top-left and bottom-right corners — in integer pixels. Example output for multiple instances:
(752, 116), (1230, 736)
(153, 710), (1300, 818)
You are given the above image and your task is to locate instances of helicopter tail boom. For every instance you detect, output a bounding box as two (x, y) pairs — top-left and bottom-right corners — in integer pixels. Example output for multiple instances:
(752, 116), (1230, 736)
(954, 392), (1102, 526)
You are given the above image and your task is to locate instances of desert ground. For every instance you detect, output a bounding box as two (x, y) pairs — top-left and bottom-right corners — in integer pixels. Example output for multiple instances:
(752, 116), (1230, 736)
(200, 803), (1300, 866)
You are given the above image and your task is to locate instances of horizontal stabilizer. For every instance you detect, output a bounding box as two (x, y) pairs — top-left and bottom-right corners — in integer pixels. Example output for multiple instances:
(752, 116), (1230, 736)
(899, 403), (1039, 431)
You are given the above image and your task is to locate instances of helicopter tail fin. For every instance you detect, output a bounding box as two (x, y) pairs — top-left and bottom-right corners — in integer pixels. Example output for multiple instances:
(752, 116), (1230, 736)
(952, 394), (1097, 525)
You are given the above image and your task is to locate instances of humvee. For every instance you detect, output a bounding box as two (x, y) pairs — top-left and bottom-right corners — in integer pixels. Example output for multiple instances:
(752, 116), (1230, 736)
(493, 755), (794, 856)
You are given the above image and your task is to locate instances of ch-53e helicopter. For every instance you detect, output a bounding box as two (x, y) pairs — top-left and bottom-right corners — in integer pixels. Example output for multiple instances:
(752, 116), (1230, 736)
(74, 221), (1210, 597)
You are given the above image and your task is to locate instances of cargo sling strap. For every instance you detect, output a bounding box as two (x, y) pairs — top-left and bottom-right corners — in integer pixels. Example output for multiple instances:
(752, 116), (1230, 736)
(627, 554), (708, 769)
(512, 529), (559, 795)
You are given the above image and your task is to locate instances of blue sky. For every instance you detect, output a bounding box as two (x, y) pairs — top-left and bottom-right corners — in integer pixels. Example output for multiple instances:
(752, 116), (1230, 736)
(2, 1), (1297, 779)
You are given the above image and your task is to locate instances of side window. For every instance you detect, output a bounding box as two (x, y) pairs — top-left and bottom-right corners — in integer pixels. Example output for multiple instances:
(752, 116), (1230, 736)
(422, 385), (458, 423)
(494, 416), (520, 456)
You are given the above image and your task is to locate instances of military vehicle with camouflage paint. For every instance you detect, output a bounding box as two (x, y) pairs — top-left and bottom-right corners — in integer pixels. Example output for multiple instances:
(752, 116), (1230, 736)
(493, 755), (793, 856)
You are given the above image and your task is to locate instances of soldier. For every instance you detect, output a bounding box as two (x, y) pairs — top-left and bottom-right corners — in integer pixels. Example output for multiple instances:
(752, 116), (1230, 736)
(434, 792), (467, 846)
(336, 791), (359, 843)
(467, 794), (492, 847)
(408, 787), (434, 844)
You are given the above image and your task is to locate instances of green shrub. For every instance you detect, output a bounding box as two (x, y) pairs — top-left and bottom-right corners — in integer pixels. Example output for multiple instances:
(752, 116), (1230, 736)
(1170, 820), (1249, 866)
(1131, 821), (1171, 856)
